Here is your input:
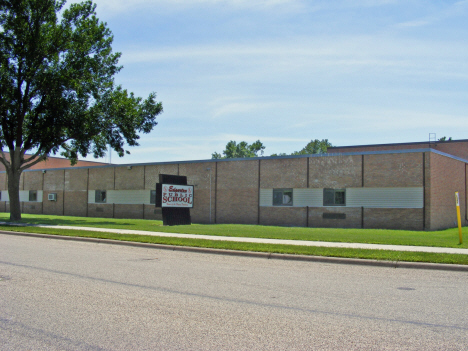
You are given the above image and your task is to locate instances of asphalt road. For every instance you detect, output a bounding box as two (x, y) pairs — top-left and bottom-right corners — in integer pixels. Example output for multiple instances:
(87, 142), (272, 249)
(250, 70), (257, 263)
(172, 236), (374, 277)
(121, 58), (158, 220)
(1, 234), (468, 350)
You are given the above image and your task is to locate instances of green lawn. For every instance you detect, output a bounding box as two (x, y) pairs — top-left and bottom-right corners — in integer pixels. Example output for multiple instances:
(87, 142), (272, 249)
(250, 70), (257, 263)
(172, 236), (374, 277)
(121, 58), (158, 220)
(1, 213), (467, 265)
(0, 213), (466, 248)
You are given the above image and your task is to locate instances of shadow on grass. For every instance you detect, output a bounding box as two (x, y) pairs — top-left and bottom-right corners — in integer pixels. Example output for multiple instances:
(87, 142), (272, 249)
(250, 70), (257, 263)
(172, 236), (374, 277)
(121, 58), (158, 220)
(0, 215), (161, 228)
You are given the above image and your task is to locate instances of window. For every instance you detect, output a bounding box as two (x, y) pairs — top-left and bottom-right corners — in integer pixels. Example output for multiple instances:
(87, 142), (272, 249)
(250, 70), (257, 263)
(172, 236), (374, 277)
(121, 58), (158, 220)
(95, 190), (106, 203)
(150, 190), (156, 204)
(273, 189), (293, 206)
(323, 188), (346, 206)
(29, 190), (37, 202)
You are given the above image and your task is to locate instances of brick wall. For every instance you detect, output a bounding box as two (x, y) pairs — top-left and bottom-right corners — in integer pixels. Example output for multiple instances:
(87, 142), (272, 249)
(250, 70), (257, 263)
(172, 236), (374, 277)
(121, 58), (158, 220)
(43, 190), (64, 216)
(330, 140), (468, 160)
(309, 207), (362, 228)
(143, 205), (162, 220)
(0, 149), (463, 231)
(364, 153), (423, 187)
(64, 191), (88, 217)
(64, 168), (89, 217)
(23, 171), (43, 191)
(0, 153), (107, 172)
(427, 153), (467, 230)
(309, 155), (362, 188)
(363, 208), (423, 230)
(114, 204), (144, 219)
(179, 162), (215, 224)
(260, 158), (307, 188)
(115, 166), (144, 190)
(216, 160), (259, 224)
(144, 164), (179, 190)
(42, 170), (65, 216)
(259, 207), (307, 227)
(87, 203), (113, 218)
(22, 201), (43, 215)
(89, 167), (114, 191)
(0, 173), (6, 190)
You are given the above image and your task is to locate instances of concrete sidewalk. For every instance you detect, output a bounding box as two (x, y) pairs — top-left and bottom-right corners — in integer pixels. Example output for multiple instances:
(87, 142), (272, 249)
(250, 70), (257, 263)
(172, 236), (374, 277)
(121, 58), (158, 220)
(8, 223), (468, 255)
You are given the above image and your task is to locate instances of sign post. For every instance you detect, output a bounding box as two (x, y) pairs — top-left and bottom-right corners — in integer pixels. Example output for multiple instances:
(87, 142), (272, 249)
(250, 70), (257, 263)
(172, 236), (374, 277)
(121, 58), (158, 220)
(455, 192), (463, 244)
(155, 174), (193, 226)
(161, 184), (194, 208)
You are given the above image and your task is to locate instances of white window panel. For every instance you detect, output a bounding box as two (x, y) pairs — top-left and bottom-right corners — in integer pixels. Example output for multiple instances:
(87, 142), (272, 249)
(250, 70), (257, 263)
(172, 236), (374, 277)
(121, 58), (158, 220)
(346, 187), (423, 208)
(88, 190), (152, 204)
(293, 188), (322, 207)
(2, 190), (43, 202)
(259, 189), (273, 207)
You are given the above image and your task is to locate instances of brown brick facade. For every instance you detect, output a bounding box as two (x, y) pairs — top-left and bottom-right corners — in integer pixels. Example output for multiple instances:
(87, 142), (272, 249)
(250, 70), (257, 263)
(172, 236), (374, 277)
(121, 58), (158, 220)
(64, 191), (88, 217)
(2, 147), (466, 230)
(309, 155), (362, 188)
(330, 139), (468, 160)
(216, 160), (258, 224)
(260, 158), (307, 189)
(363, 208), (424, 230)
(260, 207), (307, 227)
(0, 152), (107, 172)
(179, 162), (215, 224)
(364, 153), (423, 187)
(427, 153), (467, 230)
(115, 166), (145, 190)
(309, 207), (362, 228)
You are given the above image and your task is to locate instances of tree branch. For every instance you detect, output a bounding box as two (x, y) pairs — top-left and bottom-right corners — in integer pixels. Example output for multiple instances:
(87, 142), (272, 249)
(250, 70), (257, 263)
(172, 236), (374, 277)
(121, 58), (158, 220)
(0, 148), (11, 171)
(19, 153), (47, 172)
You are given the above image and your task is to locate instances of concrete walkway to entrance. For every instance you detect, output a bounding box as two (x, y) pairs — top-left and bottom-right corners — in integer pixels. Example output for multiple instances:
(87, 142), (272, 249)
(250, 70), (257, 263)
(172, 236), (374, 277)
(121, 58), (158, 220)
(11, 223), (468, 255)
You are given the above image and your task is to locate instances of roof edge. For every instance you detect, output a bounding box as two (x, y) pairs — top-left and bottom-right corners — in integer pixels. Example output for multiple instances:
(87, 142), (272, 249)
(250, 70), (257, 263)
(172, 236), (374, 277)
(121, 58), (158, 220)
(329, 138), (468, 150)
(1, 147), (466, 174)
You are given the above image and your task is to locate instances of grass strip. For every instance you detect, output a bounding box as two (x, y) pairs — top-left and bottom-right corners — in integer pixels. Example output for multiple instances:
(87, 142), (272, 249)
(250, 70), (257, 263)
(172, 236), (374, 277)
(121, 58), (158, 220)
(0, 213), (467, 249)
(1, 225), (467, 265)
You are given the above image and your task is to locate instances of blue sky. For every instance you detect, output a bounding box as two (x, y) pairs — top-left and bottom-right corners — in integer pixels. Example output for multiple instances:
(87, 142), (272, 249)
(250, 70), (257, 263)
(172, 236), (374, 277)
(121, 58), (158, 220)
(77, 0), (468, 163)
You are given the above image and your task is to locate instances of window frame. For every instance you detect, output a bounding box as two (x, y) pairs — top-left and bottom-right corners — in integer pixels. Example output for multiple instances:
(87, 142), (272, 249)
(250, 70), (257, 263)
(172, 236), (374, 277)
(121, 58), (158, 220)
(150, 190), (156, 204)
(95, 190), (107, 203)
(29, 190), (37, 202)
(323, 188), (346, 206)
(272, 188), (293, 206)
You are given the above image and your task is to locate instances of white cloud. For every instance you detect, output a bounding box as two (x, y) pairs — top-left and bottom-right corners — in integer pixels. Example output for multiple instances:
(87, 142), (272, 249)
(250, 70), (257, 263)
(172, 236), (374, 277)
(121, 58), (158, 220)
(396, 0), (468, 28)
(87, 0), (304, 15)
(120, 36), (468, 82)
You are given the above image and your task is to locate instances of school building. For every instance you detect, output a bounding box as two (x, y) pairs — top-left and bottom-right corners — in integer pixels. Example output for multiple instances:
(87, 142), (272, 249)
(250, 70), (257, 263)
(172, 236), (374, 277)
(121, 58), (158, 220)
(1, 139), (467, 231)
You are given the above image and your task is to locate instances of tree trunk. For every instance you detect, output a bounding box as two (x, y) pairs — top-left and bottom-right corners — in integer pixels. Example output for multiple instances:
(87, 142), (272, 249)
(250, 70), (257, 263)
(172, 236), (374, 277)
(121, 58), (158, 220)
(7, 169), (22, 221)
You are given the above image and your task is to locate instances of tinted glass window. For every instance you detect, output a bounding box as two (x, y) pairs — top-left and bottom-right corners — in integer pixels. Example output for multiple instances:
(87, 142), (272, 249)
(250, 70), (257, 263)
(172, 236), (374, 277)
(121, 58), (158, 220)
(323, 189), (335, 206)
(29, 190), (37, 202)
(323, 189), (345, 206)
(273, 189), (293, 206)
(95, 190), (106, 203)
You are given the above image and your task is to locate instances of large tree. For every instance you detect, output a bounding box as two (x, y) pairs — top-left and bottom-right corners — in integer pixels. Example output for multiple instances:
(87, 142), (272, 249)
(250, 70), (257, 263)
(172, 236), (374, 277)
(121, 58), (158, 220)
(212, 140), (265, 159)
(290, 139), (332, 155)
(271, 139), (332, 156)
(0, 0), (163, 220)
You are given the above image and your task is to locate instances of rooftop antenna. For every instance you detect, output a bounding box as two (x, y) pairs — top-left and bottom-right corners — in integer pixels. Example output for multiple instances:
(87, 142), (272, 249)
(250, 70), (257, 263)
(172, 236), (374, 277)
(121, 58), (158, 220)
(429, 133), (436, 147)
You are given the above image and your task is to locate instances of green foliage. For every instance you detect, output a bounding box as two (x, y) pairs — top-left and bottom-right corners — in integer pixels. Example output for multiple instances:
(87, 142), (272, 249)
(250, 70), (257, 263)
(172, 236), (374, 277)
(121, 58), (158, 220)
(271, 139), (332, 156)
(0, 0), (162, 220)
(2, 213), (468, 249)
(212, 140), (265, 159)
(438, 136), (452, 142)
(291, 139), (332, 155)
(0, 0), (162, 168)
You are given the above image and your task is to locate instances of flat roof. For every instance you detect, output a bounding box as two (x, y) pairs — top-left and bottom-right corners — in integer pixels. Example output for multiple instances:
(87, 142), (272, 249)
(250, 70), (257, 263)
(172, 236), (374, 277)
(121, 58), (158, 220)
(1, 147), (465, 174)
(329, 138), (468, 150)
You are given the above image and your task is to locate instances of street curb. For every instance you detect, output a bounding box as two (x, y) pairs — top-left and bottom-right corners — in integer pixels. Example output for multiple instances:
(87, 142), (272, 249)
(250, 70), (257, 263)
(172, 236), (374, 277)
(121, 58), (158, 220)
(2, 230), (468, 272)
